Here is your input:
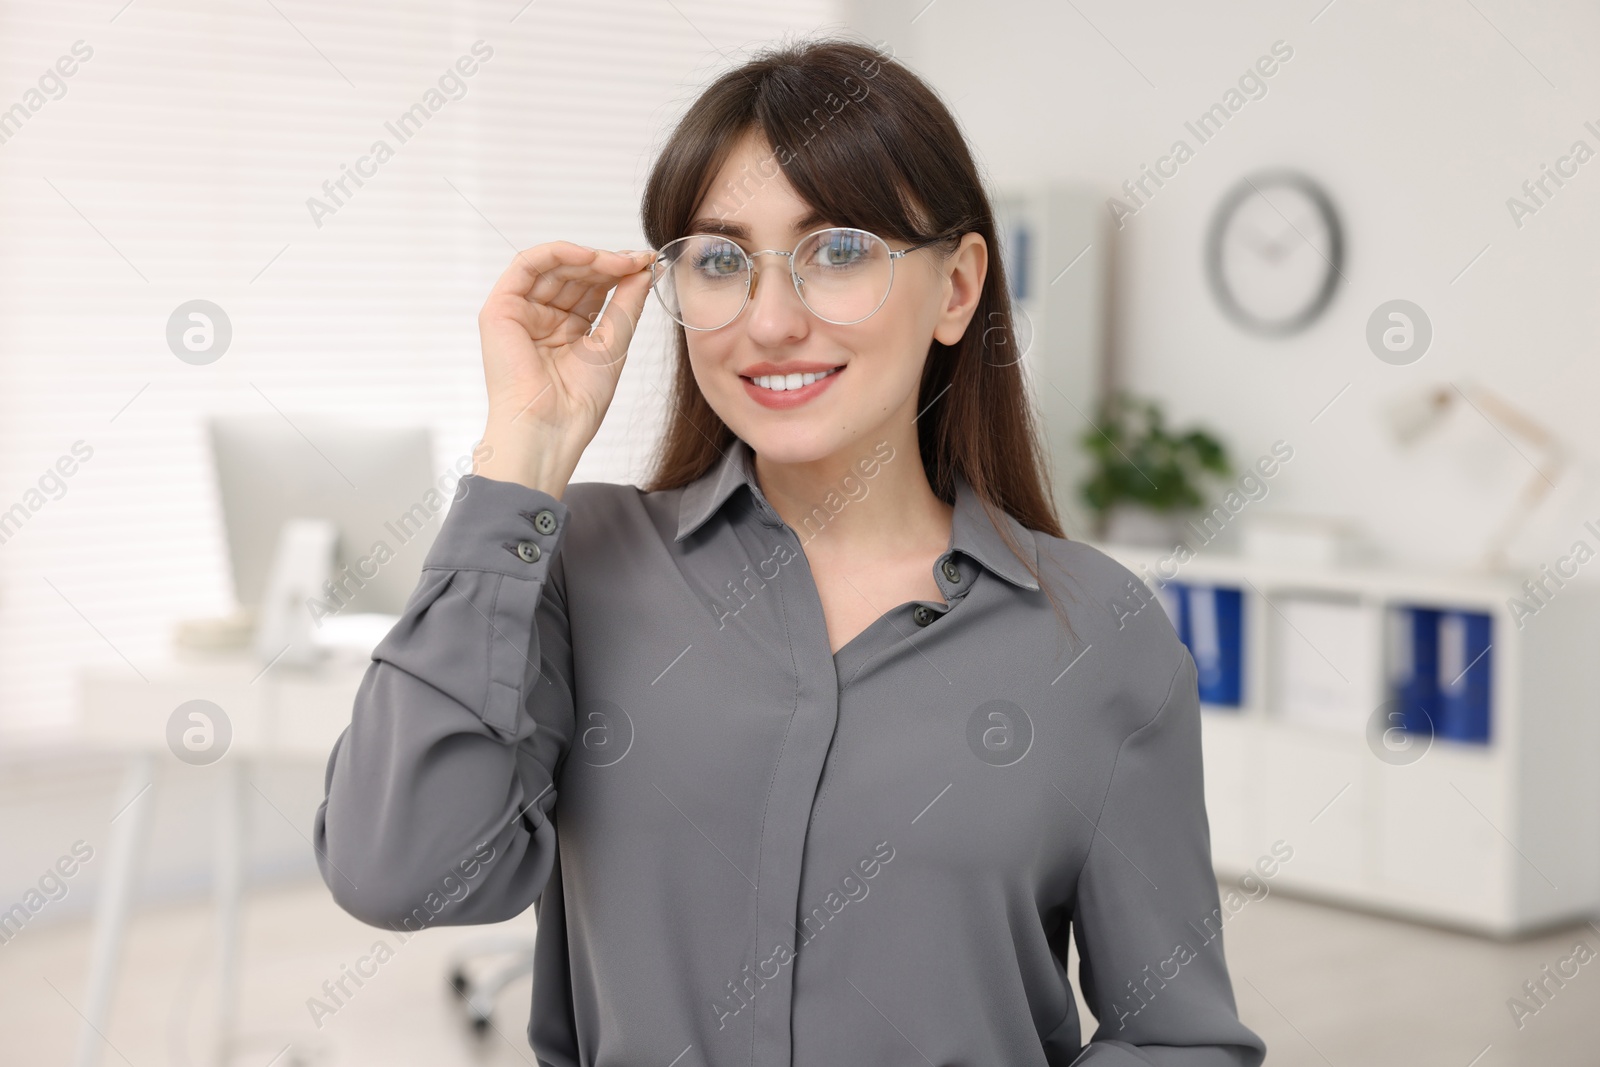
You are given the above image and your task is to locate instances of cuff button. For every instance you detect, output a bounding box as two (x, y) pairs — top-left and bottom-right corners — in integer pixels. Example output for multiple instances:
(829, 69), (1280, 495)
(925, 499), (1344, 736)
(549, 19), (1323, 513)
(533, 508), (558, 535)
(515, 540), (541, 563)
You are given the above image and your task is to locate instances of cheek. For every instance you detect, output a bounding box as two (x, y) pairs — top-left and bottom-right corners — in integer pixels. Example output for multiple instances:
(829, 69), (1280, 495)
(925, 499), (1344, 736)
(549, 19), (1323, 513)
(883, 275), (947, 350)
(846, 325), (924, 402)
(686, 334), (737, 382)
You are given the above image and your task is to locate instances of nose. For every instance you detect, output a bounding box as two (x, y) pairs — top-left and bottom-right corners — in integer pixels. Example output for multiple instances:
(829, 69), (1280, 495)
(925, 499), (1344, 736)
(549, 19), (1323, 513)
(743, 252), (809, 339)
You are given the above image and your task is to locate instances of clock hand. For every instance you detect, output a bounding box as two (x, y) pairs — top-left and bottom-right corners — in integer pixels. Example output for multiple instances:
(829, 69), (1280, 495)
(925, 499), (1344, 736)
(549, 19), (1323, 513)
(1238, 224), (1285, 261)
(1266, 214), (1317, 260)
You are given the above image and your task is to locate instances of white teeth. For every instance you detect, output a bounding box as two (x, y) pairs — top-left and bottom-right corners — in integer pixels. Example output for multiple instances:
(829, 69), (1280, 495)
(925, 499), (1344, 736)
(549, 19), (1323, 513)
(748, 367), (839, 392)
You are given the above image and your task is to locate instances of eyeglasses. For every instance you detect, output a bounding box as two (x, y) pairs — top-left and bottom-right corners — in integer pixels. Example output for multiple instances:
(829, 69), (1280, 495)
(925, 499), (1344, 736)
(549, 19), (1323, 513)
(648, 226), (952, 331)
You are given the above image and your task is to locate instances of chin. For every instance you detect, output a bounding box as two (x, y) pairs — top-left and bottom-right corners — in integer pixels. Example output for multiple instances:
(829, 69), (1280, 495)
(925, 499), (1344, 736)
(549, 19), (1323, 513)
(735, 426), (841, 465)
(739, 425), (838, 460)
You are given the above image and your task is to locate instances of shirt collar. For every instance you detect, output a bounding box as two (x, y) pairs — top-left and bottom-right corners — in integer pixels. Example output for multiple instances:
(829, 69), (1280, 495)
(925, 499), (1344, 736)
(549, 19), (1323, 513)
(674, 436), (1040, 592)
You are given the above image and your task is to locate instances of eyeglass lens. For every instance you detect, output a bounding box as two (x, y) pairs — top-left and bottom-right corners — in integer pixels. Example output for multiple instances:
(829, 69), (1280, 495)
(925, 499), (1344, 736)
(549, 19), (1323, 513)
(650, 227), (896, 329)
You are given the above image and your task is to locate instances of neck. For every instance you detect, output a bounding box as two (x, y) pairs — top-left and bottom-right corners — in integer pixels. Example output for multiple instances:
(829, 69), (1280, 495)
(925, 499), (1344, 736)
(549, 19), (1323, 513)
(751, 424), (952, 558)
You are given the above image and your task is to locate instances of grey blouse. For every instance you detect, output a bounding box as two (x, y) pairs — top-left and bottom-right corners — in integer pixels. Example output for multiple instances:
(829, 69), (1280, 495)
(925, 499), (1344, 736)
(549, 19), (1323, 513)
(313, 434), (1266, 1067)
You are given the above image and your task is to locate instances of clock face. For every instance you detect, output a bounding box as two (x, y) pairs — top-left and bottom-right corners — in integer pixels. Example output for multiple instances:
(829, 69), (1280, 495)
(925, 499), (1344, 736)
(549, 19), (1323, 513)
(1205, 172), (1343, 335)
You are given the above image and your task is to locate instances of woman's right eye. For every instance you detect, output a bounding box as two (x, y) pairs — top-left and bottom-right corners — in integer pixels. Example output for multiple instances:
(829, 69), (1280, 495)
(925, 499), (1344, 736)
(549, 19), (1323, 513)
(692, 244), (744, 276)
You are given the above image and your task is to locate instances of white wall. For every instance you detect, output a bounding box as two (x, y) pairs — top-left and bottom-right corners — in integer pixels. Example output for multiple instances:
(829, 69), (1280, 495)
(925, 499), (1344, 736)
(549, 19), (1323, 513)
(848, 0), (1600, 573)
(0, 0), (837, 739)
(0, 0), (838, 915)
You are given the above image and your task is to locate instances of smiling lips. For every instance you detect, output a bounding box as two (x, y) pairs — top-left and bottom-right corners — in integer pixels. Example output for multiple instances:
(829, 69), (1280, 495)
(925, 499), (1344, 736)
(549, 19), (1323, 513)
(740, 365), (844, 409)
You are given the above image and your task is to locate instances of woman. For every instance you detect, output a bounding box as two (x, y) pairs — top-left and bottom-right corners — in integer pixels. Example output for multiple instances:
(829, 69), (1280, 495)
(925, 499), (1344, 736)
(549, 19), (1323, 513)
(314, 35), (1266, 1067)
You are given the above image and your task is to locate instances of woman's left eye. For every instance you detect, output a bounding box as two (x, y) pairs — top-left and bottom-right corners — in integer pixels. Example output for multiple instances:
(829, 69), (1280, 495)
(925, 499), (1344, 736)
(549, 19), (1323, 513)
(814, 241), (863, 267)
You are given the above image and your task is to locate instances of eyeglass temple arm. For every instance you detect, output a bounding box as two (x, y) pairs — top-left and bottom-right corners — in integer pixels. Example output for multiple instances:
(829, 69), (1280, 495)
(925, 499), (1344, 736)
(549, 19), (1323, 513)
(890, 230), (966, 258)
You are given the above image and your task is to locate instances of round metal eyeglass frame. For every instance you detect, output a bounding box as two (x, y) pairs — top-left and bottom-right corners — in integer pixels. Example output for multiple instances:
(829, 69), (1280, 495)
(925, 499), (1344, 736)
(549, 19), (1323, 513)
(648, 225), (960, 331)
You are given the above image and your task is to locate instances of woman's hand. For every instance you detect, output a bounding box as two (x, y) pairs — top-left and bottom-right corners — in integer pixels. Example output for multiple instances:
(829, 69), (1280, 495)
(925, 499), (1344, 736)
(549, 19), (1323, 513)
(474, 241), (656, 494)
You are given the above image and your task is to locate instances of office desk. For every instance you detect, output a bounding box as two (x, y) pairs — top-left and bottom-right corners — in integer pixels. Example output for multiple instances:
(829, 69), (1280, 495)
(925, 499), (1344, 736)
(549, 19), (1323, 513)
(73, 648), (368, 1067)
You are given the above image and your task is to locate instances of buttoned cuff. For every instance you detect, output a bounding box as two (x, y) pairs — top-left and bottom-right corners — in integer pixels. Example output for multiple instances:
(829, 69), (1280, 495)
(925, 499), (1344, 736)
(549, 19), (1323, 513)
(423, 472), (571, 580)
(406, 473), (573, 741)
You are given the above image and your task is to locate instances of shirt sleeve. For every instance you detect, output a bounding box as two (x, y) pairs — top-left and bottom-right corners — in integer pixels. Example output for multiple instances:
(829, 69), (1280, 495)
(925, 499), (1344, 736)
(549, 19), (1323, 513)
(1069, 649), (1267, 1066)
(312, 472), (577, 932)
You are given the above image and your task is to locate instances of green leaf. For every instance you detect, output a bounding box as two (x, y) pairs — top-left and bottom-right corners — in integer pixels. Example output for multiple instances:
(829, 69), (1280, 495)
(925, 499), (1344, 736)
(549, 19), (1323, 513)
(1074, 390), (1234, 517)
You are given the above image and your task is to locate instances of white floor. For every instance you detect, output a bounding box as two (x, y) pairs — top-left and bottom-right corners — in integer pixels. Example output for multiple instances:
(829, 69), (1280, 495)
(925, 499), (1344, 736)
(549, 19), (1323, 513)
(3, 876), (1598, 1066)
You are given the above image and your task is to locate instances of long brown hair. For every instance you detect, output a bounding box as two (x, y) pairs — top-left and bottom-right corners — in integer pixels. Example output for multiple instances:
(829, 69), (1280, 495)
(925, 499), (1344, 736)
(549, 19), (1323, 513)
(638, 34), (1081, 649)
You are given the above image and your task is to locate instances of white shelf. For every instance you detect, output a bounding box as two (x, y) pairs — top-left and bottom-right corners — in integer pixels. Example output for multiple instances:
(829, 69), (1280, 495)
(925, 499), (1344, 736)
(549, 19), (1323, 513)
(1091, 540), (1600, 937)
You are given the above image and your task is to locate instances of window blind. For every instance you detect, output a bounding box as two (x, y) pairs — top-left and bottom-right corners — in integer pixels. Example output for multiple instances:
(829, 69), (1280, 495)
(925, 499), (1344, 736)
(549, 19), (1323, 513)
(0, 0), (837, 737)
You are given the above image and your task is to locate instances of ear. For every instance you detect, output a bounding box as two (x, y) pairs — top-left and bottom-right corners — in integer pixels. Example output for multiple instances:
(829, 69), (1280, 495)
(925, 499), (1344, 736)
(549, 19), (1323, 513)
(931, 232), (989, 346)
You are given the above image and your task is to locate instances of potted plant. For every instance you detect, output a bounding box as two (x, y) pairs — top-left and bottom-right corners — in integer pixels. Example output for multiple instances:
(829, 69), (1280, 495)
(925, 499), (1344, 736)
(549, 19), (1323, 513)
(1078, 391), (1232, 547)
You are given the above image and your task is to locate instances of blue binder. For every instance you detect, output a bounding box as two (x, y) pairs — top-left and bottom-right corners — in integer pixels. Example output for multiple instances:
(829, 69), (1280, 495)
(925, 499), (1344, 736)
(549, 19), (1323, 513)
(1155, 579), (1187, 645)
(1388, 605), (1441, 737)
(1437, 609), (1492, 743)
(1171, 582), (1243, 707)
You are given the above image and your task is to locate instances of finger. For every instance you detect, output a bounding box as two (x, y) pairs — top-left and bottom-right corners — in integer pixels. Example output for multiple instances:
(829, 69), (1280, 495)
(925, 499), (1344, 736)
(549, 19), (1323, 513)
(536, 249), (656, 315)
(497, 294), (593, 347)
(489, 243), (653, 303)
(479, 290), (586, 352)
(487, 241), (590, 302)
(580, 268), (653, 364)
(567, 284), (612, 330)
(544, 275), (613, 315)
(525, 251), (657, 314)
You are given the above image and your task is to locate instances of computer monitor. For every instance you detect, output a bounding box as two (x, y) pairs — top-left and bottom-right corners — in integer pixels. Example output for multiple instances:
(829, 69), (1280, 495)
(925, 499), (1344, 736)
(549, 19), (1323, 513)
(206, 414), (442, 618)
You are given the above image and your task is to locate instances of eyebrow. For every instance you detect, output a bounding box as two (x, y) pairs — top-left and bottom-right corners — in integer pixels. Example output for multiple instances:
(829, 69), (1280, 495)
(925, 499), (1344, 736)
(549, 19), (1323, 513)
(684, 209), (831, 242)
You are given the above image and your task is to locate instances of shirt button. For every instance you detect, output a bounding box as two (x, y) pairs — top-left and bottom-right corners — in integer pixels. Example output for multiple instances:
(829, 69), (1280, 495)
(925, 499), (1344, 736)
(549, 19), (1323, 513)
(532, 508), (559, 535)
(912, 605), (936, 627)
(941, 560), (961, 583)
(515, 540), (541, 563)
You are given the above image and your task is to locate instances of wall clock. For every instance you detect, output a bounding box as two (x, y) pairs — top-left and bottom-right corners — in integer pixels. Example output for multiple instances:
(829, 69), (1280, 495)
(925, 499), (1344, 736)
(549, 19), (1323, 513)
(1204, 170), (1343, 336)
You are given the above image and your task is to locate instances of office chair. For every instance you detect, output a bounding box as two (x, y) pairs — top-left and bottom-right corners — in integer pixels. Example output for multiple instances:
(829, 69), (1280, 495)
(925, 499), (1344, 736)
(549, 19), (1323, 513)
(446, 934), (538, 1035)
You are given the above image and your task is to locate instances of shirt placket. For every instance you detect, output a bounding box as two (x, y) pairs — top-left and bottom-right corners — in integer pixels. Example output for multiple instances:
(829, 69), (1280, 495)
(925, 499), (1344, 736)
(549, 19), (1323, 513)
(741, 492), (974, 1066)
(729, 495), (829, 1067)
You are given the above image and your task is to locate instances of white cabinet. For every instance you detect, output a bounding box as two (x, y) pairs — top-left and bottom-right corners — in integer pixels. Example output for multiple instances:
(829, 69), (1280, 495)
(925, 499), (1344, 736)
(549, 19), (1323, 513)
(1094, 541), (1600, 936)
(1247, 729), (1368, 897)
(1198, 712), (1249, 867)
(1372, 750), (1506, 922)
